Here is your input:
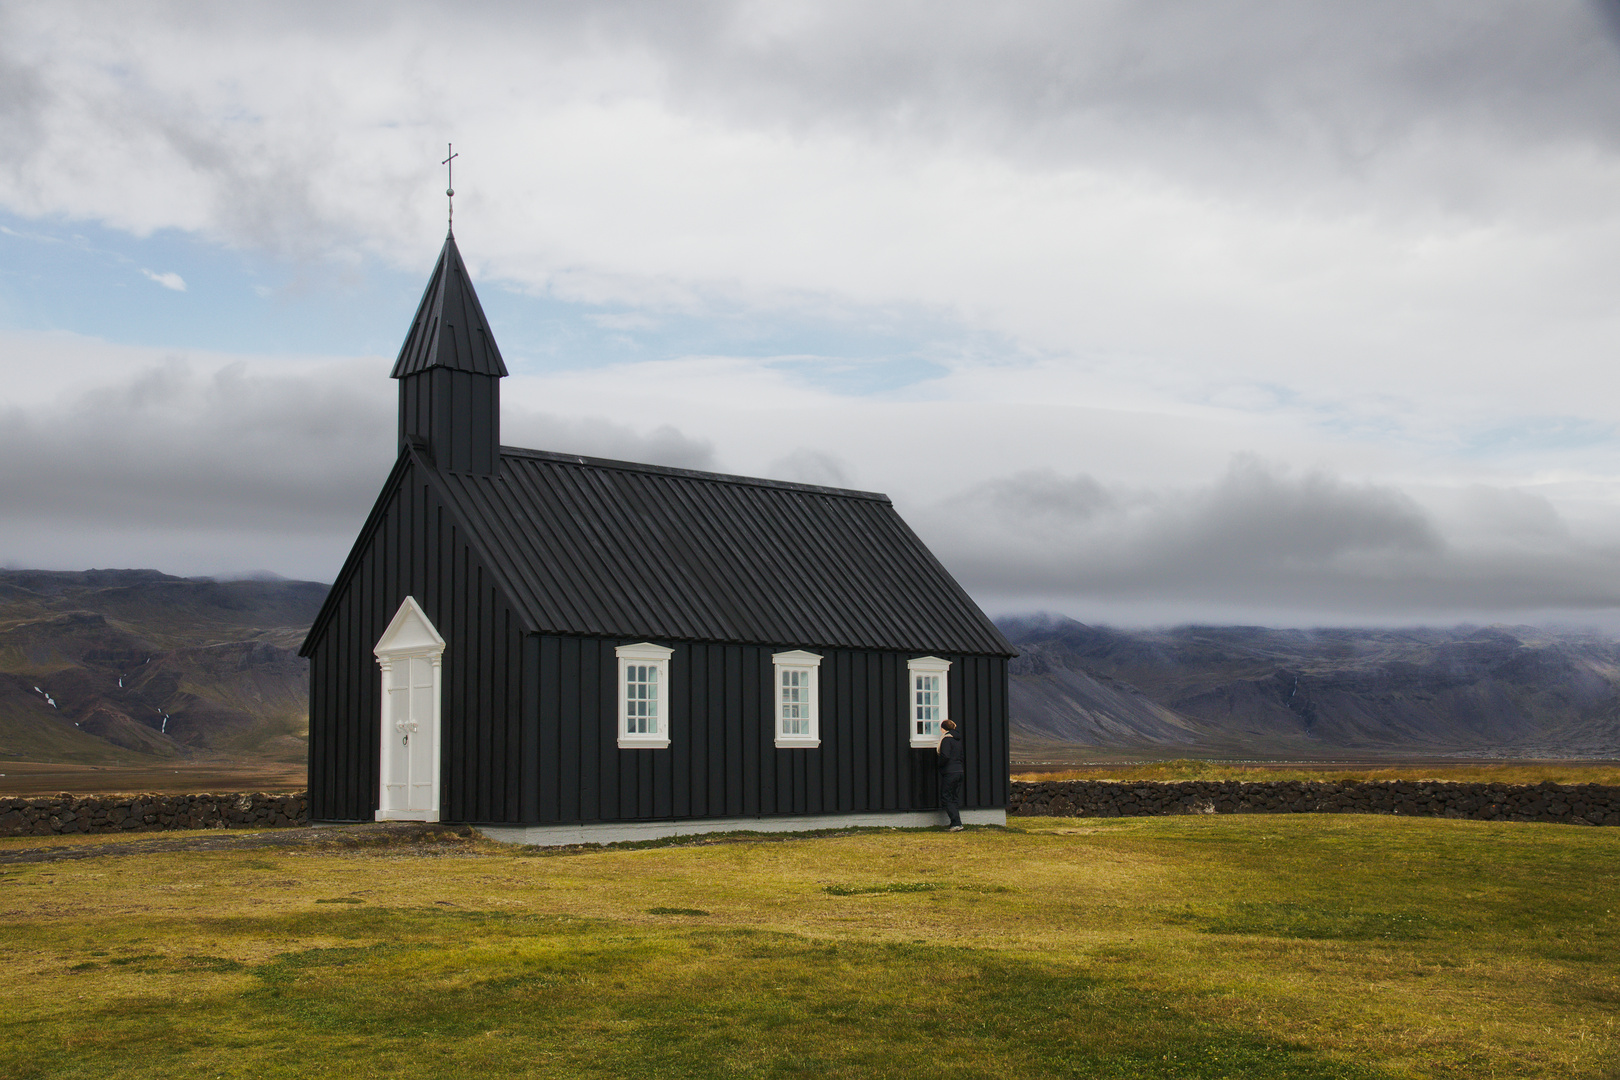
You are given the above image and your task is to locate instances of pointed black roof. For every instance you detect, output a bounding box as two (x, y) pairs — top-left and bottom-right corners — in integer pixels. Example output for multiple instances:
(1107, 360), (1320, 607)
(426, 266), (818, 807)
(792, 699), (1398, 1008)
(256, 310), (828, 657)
(390, 233), (510, 378)
(301, 446), (1016, 658)
(430, 448), (1013, 654)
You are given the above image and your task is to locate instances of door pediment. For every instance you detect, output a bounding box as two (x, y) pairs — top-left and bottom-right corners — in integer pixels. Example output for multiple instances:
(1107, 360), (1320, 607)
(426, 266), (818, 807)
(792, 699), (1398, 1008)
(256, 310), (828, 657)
(375, 595), (446, 659)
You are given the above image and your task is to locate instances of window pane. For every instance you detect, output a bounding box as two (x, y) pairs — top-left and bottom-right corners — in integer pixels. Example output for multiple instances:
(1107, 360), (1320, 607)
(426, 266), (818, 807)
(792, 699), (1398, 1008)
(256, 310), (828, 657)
(778, 666), (812, 737)
(624, 661), (662, 735)
(912, 671), (942, 738)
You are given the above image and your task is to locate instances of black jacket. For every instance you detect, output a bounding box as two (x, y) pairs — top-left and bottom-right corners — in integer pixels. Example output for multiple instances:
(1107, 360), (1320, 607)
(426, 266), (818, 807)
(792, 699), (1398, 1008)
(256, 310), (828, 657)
(937, 732), (965, 775)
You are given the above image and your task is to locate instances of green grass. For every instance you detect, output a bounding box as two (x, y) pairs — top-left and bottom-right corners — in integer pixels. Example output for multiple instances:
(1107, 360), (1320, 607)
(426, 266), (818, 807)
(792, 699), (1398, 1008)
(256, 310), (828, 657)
(1, 815), (1617, 1078)
(823, 880), (938, 895)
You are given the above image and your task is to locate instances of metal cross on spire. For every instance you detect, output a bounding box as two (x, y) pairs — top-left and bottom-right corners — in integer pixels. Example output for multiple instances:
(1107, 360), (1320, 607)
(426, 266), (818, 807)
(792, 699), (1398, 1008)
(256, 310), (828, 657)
(442, 143), (459, 231)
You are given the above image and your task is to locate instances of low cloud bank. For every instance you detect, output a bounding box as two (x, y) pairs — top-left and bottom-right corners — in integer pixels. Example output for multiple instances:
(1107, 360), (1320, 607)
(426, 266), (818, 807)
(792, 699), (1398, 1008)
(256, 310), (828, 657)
(913, 457), (1620, 625)
(0, 354), (716, 579)
(6, 346), (1620, 625)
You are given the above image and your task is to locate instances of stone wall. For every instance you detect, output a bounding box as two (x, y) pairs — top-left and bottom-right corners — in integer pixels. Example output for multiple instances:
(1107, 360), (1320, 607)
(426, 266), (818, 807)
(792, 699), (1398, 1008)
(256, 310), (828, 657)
(1009, 779), (1620, 826)
(8, 781), (1619, 835)
(0, 792), (308, 837)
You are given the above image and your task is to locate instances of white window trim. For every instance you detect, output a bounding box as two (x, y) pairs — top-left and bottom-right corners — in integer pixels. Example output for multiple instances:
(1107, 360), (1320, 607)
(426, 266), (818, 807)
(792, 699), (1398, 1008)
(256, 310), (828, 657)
(373, 596), (445, 822)
(772, 649), (822, 749)
(616, 642), (673, 749)
(907, 655), (952, 748)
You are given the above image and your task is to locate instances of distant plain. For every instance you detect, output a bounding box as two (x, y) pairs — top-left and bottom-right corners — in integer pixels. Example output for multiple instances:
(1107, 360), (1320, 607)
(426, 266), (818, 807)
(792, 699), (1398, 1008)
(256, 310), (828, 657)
(0, 760), (306, 797)
(1012, 759), (1620, 787)
(7, 759), (1620, 798)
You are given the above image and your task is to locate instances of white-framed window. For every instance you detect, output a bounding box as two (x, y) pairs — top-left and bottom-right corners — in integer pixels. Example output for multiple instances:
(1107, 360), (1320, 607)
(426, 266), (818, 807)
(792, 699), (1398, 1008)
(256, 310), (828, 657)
(616, 642), (673, 749)
(772, 650), (822, 748)
(907, 655), (952, 748)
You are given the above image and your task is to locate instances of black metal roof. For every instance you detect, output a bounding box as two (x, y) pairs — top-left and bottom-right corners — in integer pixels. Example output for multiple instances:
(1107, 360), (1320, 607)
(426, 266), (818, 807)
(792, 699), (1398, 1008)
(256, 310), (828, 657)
(390, 233), (510, 379)
(425, 447), (1014, 656)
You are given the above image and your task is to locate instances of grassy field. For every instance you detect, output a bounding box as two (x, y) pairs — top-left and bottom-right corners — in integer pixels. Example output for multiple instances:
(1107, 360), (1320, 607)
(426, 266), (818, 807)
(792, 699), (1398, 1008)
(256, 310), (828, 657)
(1012, 759), (1620, 786)
(1, 815), (1617, 1079)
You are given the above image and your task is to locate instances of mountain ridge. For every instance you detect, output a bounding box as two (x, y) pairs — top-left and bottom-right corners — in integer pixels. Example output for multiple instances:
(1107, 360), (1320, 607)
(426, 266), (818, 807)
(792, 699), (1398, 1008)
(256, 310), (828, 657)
(0, 569), (325, 765)
(4, 571), (1616, 767)
(999, 614), (1620, 759)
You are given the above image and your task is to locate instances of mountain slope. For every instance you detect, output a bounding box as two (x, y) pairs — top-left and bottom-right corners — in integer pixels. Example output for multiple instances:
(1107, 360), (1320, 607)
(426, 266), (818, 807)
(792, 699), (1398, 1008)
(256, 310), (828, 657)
(0, 570), (326, 765)
(1001, 615), (1620, 759)
(9, 572), (1618, 766)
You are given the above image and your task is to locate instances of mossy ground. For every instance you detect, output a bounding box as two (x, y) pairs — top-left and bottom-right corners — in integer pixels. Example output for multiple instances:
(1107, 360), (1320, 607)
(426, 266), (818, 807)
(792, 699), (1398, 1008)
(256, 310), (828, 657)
(1, 814), (1617, 1078)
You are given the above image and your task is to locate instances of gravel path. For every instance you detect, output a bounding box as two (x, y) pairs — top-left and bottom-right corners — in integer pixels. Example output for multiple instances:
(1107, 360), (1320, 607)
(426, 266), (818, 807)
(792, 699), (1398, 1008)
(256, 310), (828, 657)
(0, 822), (478, 865)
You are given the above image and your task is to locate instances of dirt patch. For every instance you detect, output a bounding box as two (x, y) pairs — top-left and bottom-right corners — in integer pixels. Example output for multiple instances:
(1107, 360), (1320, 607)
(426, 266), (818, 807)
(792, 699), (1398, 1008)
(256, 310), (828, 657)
(0, 761), (306, 796)
(0, 822), (476, 865)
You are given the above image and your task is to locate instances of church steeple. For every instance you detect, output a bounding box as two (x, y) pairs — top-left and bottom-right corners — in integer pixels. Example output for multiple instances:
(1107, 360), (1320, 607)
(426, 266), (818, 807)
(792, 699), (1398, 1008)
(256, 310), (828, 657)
(392, 233), (507, 474)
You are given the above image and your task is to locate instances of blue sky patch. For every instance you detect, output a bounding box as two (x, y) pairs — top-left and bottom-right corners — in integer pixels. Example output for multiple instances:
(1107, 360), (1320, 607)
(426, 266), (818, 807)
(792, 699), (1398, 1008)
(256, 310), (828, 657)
(0, 210), (971, 395)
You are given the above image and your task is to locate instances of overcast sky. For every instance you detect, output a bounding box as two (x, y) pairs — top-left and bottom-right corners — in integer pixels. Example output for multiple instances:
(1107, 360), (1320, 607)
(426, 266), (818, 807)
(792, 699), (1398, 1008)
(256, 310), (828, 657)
(5, 1), (1620, 628)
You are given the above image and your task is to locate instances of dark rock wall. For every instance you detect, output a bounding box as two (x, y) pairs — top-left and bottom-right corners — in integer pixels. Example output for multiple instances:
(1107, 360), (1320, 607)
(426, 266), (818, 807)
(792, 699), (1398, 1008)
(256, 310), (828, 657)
(1009, 779), (1620, 825)
(0, 792), (308, 836)
(6, 781), (1619, 834)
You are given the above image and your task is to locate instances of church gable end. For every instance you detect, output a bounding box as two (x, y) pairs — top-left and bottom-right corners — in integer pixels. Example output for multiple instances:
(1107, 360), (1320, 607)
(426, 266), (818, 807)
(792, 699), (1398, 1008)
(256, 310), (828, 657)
(303, 453), (533, 824)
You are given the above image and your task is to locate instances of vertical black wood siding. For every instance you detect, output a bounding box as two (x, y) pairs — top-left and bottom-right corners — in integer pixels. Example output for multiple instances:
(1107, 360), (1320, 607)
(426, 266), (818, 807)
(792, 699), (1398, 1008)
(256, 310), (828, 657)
(398, 367), (499, 474)
(530, 638), (1008, 825)
(309, 461), (1009, 825)
(306, 460), (528, 822)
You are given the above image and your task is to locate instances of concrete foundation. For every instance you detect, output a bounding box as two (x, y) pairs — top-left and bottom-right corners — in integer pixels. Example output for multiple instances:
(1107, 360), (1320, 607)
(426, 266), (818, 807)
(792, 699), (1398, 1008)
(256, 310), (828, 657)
(477, 807), (1007, 847)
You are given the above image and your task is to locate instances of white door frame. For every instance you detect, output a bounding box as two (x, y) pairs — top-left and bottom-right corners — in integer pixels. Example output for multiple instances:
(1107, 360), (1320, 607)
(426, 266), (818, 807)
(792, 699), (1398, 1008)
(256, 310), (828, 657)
(373, 596), (445, 822)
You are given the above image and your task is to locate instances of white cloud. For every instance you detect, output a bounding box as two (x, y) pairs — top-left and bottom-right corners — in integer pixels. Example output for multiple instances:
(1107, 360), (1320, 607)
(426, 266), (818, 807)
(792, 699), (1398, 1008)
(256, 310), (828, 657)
(6, 3), (1620, 623)
(0, 1), (1609, 449)
(6, 330), (1620, 624)
(140, 268), (185, 291)
(766, 449), (853, 489)
(0, 333), (719, 579)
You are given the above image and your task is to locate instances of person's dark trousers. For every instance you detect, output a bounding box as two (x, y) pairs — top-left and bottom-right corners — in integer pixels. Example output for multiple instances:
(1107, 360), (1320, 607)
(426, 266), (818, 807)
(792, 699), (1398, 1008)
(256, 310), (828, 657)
(940, 772), (965, 828)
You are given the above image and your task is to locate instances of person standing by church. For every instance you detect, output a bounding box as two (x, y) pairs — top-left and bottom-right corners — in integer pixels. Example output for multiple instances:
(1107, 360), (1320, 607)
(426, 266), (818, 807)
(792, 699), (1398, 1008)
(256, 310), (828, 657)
(937, 719), (965, 831)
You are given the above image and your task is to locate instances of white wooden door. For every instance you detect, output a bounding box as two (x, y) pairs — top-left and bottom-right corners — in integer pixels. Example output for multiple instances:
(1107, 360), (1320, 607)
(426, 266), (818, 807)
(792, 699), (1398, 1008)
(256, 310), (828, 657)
(381, 656), (439, 818)
(374, 596), (445, 822)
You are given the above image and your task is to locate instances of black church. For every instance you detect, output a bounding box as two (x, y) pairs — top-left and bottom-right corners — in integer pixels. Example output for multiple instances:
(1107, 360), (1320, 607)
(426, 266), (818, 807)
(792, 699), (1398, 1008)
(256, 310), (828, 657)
(299, 231), (1014, 843)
